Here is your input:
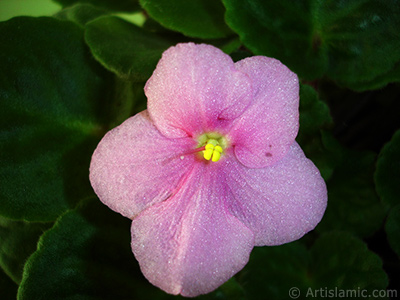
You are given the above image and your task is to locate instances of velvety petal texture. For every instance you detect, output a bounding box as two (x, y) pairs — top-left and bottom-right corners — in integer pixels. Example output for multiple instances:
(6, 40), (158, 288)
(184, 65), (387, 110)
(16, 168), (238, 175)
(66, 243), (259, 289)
(131, 163), (254, 297)
(224, 142), (327, 246)
(89, 111), (197, 219)
(89, 43), (328, 298)
(229, 56), (300, 168)
(145, 43), (252, 138)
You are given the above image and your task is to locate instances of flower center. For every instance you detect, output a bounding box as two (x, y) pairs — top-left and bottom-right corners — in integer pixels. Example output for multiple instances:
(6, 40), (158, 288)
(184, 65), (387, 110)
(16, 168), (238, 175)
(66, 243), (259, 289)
(197, 133), (228, 163)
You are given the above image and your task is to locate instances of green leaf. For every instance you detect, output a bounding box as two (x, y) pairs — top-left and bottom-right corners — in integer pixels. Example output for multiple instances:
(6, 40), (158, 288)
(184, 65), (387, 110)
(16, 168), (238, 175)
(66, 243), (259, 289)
(0, 216), (51, 284)
(385, 205), (400, 259)
(310, 232), (388, 298)
(375, 129), (400, 208)
(223, 0), (400, 90)
(0, 267), (18, 300)
(295, 85), (337, 181)
(208, 37), (241, 55)
(0, 17), (112, 221)
(237, 232), (388, 299)
(237, 242), (311, 299)
(322, 1), (400, 89)
(139, 0), (233, 39)
(109, 79), (147, 128)
(85, 16), (172, 81)
(296, 84), (333, 180)
(230, 49), (252, 63)
(53, 0), (140, 12)
(317, 146), (386, 238)
(340, 61), (400, 92)
(55, 3), (109, 28)
(297, 84), (332, 143)
(18, 199), (167, 300)
(223, 0), (327, 79)
(300, 132), (337, 181)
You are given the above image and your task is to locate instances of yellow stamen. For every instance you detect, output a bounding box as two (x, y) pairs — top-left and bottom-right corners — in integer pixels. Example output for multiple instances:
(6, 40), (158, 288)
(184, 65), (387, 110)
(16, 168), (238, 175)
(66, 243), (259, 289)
(211, 145), (223, 162)
(214, 145), (223, 153)
(202, 141), (223, 162)
(203, 144), (214, 160)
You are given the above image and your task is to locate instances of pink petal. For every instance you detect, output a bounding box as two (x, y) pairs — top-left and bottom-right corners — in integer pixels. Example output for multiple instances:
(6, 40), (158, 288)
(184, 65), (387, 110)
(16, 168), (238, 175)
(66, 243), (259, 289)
(229, 56), (300, 168)
(131, 163), (254, 297)
(224, 142), (327, 246)
(89, 111), (197, 219)
(145, 43), (252, 138)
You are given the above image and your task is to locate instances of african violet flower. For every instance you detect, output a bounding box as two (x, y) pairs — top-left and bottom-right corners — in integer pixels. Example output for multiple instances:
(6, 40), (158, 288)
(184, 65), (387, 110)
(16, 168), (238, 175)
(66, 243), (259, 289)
(89, 43), (327, 297)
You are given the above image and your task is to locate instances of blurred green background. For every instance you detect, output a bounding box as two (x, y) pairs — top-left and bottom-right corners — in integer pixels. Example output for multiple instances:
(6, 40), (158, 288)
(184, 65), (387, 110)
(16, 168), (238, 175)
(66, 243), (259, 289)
(0, 0), (144, 24)
(0, 0), (61, 21)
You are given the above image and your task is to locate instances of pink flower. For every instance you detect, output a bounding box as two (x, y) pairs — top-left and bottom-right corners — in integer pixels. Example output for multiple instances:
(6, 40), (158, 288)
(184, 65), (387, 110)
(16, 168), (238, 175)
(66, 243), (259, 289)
(89, 43), (327, 297)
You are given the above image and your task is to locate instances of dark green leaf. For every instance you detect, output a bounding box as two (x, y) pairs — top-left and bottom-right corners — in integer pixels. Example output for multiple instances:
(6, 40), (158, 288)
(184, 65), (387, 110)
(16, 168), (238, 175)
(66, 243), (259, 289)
(237, 232), (388, 299)
(85, 16), (172, 81)
(0, 17), (112, 221)
(224, 0), (327, 79)
(230, 50), (252, 63)
(296, 84), (333, 180)
(310, 232), (388, 299)
(52, 0), (140, 12)
(375, 129), (400, 208)
(55, 3), (109, 28)
(223, 0), (400, 90)
(385, 205), (400, 259)
(340, 61), (400, 92)
(18, 199), (169, 300)
(317, 147), (386, 237)
(210, 37), (241, 55)
(140, 0), (233, 39)
(0, 216), (52, 284)
(299, 129), (342, 181)
(297, 84), (332, 143)
(322, 1), (400, 89)
(0, 267), (18, 300)
(237, 242), (311, 299)
(109, 79), (147, 128)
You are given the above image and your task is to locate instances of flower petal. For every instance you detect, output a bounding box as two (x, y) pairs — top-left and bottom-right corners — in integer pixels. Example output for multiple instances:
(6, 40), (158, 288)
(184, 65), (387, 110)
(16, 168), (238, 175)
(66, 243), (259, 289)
(131, 163), (254, 297)
(89, 111), (196, 219)
(225, 142), (327, 246)
(146, 43), (252, 138)
(230, 56), (300, 168)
